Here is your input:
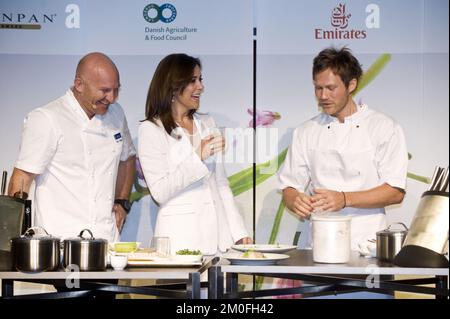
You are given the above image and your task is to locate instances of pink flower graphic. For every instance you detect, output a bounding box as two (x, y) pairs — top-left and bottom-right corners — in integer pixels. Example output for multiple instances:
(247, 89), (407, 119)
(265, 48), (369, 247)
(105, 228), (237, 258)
(247, 109), (281, 128)
(273, 278), (303, 299)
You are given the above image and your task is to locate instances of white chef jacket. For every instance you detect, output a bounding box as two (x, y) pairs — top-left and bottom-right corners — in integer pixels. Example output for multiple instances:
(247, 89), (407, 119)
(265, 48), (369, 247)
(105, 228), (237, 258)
(15, 89), (136, 242)
(279, 104), (408, 248)
(138, 114), (249, 255)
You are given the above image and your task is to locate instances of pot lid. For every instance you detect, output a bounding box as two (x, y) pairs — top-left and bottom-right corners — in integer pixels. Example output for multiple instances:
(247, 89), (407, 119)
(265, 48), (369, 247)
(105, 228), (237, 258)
(376, 222), (409, 236)
(12, 227), (60, 242)
(311, 214), (352, 222)
(64, 228), (107, 243)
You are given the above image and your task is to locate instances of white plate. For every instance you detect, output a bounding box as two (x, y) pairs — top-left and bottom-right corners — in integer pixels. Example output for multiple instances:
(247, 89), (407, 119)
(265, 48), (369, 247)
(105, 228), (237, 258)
(222, 252), (290, 265)
(231, 244), (297, 253)
(172, 254), (203, 263)
(127, 258), (202, 267)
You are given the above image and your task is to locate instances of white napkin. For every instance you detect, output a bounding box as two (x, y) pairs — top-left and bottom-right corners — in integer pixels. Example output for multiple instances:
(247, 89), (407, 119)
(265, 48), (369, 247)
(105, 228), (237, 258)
(357, 238), (377, 258)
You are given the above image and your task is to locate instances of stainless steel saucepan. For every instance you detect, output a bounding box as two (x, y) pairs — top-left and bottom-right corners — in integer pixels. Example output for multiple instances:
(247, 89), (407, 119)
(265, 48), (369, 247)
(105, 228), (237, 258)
(63, 229), (108, 271)
(376, 222), (408, 262)
(10, 227), (61, 272)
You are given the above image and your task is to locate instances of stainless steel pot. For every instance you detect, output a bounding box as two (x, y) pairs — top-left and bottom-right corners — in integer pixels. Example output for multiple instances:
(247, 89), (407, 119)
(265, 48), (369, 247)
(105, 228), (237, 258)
(376, 223), (408, 262)
(63, 229), (107, 271)
(10, 227), (60, 272)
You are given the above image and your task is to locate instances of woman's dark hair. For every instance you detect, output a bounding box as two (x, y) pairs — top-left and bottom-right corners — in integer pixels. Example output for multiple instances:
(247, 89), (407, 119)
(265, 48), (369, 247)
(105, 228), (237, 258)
(312, 47), (363, 93)
(144, 53), (202, 136)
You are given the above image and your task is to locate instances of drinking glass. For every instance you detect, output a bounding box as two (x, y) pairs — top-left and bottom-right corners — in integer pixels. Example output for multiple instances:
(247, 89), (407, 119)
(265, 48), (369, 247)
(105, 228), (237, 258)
(150, 236), (171, 256)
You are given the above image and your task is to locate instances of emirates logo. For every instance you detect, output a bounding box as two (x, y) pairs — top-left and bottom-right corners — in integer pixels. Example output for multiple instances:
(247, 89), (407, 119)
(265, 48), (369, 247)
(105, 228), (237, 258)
(330, 3), (351, 29)
(315, 2), (367, 40)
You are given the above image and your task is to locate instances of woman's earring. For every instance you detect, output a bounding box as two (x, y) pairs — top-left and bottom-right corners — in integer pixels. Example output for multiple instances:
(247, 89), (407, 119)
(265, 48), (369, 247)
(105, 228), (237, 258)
(171, 95), (175, 103)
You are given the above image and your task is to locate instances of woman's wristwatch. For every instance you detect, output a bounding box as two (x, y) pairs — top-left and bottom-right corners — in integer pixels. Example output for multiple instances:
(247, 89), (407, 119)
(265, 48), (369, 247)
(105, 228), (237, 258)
(114, 199), (132, 214)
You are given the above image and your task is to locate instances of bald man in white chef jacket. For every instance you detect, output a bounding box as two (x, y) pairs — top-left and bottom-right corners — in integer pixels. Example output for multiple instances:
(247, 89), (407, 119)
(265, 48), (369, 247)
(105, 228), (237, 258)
(279, 47), (408, 250)
(8, 52), (136, 242)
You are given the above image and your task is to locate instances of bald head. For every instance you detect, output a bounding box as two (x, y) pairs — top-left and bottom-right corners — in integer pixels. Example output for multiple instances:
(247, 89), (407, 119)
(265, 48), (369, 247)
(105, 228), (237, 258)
(72, 52), (121, 118)
(75, 52), (119, 81)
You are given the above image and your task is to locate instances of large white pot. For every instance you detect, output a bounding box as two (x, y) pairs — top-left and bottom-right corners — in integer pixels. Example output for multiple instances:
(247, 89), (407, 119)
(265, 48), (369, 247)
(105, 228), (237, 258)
(312, 214), (352, 263)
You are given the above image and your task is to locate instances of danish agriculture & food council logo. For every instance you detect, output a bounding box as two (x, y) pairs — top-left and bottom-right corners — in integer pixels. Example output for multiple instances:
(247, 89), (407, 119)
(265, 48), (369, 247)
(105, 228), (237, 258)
(143, 3), (177, 23)
(143, 3), (198, 41)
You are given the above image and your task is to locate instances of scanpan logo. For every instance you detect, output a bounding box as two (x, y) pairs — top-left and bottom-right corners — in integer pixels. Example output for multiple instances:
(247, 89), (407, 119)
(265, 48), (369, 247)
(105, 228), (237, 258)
(143, 3), (177, 23)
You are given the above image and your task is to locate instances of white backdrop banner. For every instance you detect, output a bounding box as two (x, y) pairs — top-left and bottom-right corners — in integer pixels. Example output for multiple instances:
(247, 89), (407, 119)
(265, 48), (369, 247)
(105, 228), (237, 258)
(0, 0), (448, 255)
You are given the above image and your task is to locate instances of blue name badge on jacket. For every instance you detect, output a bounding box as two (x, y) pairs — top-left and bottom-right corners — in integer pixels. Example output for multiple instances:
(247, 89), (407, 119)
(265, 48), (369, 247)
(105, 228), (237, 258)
(114, 132), (123, 142)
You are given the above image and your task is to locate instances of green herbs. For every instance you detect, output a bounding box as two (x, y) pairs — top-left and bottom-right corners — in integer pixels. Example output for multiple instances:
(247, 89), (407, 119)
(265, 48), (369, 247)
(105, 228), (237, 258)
(176, 249), (202, 255)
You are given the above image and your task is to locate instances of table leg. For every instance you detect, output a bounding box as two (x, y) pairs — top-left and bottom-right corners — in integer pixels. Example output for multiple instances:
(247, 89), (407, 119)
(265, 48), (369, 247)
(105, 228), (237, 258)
(208, 266), (223, 299)
(436, 275), (448, 299)
(187, 272), (201, 299)
(226, 273), (239, 298)
(1, 279), (13, 297)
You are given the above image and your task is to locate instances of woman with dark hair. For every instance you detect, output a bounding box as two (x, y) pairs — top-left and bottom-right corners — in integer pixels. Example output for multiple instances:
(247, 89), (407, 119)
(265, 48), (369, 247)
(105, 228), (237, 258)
(138, 53), (251, 255)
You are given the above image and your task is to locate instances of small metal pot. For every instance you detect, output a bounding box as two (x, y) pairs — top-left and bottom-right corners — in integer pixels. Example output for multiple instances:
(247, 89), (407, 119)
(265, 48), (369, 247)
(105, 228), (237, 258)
(63, 229), (107, 271)
(10, 227), (60, 272)
(376, 223), (408, 262)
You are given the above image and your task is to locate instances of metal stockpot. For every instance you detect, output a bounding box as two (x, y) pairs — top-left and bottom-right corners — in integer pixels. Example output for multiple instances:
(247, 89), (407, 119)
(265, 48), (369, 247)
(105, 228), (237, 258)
(63, 229), (107, 271)
(10, 227), (61, 272)
(376, 223), (408, 262)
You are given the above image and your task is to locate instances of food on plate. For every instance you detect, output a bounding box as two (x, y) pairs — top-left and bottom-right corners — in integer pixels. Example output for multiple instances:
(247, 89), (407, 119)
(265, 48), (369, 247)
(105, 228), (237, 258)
(111, 242), (140, 253)
(173, 249), (203, 263)
(176, 249), (202, 255)
(242, 249), (266, 259)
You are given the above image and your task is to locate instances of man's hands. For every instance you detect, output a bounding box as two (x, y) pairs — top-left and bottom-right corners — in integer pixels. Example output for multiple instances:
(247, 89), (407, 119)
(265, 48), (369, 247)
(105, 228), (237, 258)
(310, 189), (346, 213)
(113, 203), (127, 233)
(283, 187), (346, 220)
(284, 188), (314, 219)
(235, 237), (253, 245)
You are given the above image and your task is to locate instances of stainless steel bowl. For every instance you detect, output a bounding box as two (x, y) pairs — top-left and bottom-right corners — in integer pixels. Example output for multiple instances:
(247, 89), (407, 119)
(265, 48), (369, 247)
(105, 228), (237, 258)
(10, 227), (60, 272)
(63, 229), (107, 271)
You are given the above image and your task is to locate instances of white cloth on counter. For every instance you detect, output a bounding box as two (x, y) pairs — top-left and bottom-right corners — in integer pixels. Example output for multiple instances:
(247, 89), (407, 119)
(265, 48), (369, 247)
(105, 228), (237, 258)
(15, 89), (136, 242)
(357, 237), (377, 258)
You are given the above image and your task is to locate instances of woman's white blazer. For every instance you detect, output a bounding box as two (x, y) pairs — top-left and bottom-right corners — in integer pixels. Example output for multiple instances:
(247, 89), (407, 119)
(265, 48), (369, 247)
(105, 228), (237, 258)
(138, 115), (249, 255)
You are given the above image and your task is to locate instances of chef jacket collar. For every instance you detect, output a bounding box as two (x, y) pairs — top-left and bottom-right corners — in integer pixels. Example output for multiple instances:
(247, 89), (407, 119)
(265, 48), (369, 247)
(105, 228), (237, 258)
(322, 103), (368, 124)
(66, 88), (91, 123)
(65, 89), (107, 135)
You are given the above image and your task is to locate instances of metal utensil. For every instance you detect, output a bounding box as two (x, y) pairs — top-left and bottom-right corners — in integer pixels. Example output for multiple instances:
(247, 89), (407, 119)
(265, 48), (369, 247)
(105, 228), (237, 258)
(431, 167), (444, 191)
(1, 171), (7, 195)
(438, 167), (449, 192)
(428, 166), (440, 191)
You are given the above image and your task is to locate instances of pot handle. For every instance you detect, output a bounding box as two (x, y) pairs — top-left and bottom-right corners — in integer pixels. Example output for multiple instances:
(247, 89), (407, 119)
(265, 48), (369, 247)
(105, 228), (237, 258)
(78, 228), (95, 240)
(386, 222), (409, 231)
(23, 226), (50, 238)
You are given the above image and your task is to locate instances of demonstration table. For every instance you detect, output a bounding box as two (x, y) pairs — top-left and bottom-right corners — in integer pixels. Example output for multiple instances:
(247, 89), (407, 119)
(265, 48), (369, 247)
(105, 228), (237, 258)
(0, 254), (218, 299)
(207, 250), (449, 299)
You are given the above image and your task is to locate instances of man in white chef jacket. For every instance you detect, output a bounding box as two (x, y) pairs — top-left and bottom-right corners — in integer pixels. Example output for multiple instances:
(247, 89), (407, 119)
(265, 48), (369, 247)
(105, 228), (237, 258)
(279, 47), (408, 250)
(8, 52), (136, 243)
